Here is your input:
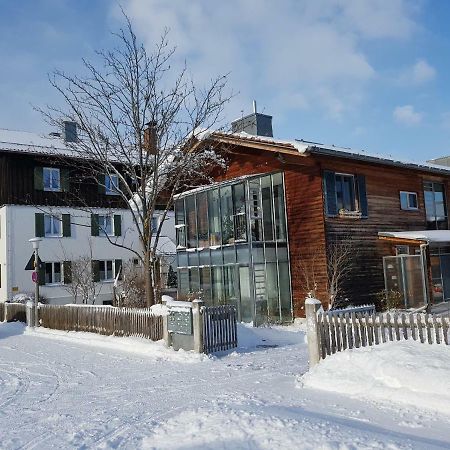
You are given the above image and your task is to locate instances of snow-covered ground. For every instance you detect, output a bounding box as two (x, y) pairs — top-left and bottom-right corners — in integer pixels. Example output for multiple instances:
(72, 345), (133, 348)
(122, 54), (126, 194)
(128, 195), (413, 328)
(0, 321), (449, 449)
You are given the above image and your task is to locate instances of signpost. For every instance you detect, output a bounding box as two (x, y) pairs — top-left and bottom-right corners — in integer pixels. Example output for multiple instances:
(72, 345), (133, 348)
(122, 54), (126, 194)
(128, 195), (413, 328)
(28, 238), (42, 327)
(31, 271), (38, 283)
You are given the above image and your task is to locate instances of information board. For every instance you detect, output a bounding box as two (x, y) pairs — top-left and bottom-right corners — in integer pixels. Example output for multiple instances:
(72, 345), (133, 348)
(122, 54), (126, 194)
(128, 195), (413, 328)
(167, 308), (193, 335)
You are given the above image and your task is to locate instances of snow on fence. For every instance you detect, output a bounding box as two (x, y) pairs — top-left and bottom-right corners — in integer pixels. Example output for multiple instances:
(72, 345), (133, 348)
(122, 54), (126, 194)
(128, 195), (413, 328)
(202, 305), (238, 354)
(306, 298), (450, 367)
(39, 305), (163, 341)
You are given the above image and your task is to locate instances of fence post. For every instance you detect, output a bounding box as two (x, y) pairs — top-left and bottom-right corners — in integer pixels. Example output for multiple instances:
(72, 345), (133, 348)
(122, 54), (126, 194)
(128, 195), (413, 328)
(26, 301), (35, 328)
(161, 298), (171, 348)
(306, 297), (322, 368)
(192, 299), (204, 353)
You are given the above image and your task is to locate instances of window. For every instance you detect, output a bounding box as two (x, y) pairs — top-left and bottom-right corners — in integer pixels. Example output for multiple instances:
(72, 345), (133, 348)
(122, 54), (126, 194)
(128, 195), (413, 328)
(105, 174), (119, 195)
(175, 199), (186, 248)
(424, 182), (448, 230)
(335, 174), (356, 212)
(323, 171), (368, 217)
(400, 191), (418, 210)
(45, 262), (63, 285)
(151, 216), (159, 233)
(44, 214), (61, 237)
(233, 183), (247, 242)
(98, 214), (113, 236)
(99, 260), (114, 281)
(43, 168), (61, 191)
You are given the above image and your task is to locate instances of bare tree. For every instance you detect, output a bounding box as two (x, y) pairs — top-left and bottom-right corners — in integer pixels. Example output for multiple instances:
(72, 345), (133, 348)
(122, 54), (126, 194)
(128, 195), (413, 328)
(60, 240), (104, 304)
(294, 237), (355, 309)
(41, 15), (230, 306)
(327, 237), (355, 309)
(115, 261), (146, 308)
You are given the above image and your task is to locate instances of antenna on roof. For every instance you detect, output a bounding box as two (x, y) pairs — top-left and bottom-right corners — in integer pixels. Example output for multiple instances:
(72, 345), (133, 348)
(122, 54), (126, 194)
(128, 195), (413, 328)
(253, 100), (257, 114)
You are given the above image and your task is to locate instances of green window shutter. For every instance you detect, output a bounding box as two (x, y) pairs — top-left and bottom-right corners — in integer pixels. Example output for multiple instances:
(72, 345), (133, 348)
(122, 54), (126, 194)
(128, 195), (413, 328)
(115, 259), (123, 280)
(61, 168), (70, 192)
(98, 174), (106, 194)
(63, 261), (72, 284)
(35, 213), (45, 237)
(323, 171), (337, 216)
(91, 260), (100, 282)
(91, 214), (99, 236)
(114, 215), (122, 236)
(38, 263), (46, 286)
(62, 214), (71, 237)
(34, 167), (43, 191)
(356, 175), (368, 218)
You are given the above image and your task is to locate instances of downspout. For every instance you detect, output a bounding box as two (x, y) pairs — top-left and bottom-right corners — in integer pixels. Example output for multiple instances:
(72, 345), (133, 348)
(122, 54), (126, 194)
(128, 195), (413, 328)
(419, 242), (430, 312)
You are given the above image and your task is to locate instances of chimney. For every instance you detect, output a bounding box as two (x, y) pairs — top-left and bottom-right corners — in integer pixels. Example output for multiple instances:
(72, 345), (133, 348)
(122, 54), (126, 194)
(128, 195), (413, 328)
(231, 101), (273, 137)
(143, 121), (157, 154)
(63, 120), (78, 142)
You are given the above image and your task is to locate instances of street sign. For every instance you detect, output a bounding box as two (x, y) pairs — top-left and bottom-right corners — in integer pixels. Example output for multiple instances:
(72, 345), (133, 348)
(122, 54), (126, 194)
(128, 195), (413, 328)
(32, 271), (38, 283)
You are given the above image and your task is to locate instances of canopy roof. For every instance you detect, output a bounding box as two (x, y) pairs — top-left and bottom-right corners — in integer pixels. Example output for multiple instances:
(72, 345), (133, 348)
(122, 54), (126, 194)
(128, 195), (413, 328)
(378, 230), (450, 245)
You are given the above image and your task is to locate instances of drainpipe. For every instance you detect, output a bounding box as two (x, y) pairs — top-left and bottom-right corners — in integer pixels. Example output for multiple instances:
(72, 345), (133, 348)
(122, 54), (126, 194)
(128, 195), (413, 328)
(419, 242), (430, 312)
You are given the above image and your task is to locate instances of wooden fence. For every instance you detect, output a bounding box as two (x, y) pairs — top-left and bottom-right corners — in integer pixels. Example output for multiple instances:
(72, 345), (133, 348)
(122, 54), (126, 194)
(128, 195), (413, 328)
(39, 305), (163, 341)
(317, 312), (449, 360)
(202, 305), (238, 353)
(1, 303), (27, 323)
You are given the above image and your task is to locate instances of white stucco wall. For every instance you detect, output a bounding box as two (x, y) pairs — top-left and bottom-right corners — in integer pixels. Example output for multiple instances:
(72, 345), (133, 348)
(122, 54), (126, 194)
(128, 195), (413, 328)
(0, 205), (176, 305)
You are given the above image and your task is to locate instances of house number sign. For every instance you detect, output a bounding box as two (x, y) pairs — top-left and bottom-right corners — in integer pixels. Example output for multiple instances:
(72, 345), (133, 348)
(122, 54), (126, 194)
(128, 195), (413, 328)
(168, 309), (193, 335)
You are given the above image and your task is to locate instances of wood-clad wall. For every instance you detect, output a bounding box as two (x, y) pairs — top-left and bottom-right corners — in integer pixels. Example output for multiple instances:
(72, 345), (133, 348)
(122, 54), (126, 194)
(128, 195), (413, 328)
(0, 152), (126, 209)
(317, 155), (448, 306)
(216, 144), (450, 317)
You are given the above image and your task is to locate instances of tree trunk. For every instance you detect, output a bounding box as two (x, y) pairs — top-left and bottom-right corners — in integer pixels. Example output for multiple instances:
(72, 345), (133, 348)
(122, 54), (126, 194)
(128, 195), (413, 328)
(144, 252), (155, 307)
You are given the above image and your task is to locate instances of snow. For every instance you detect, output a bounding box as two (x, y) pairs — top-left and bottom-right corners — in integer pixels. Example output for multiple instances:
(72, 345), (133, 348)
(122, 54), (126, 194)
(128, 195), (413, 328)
(379, 229), (450, 243)
(300, 340), (450, 415)
(0, 321), (449, 449)
(0, 128), (78, 157)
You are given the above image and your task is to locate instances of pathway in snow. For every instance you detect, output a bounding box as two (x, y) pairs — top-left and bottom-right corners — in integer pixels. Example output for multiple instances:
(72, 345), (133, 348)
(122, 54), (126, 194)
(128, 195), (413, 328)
(0, 322), (449, 449)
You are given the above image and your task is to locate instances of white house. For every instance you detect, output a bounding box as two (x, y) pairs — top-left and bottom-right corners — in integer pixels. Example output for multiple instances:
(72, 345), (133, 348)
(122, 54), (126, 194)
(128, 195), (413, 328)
(0, 125), (176, 305)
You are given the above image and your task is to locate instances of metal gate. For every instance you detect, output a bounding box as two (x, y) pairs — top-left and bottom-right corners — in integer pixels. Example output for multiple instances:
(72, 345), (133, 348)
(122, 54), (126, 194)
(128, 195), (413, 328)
(202, 305), (238, 353)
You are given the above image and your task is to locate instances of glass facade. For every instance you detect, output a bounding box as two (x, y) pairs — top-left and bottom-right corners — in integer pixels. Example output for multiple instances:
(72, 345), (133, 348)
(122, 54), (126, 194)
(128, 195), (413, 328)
(175, 172), (292, 324)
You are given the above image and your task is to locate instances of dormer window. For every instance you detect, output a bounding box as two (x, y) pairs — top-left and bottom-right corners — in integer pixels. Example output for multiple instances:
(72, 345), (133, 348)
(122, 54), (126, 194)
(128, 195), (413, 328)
(43, 167), (61, 191)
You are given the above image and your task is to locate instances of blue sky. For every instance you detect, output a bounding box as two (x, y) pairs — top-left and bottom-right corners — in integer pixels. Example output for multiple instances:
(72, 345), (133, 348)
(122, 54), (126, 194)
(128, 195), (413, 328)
(1, 0), (450, 161)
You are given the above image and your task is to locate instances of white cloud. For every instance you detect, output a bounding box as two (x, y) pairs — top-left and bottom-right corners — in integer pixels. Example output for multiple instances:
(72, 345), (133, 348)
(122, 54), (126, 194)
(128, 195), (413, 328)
(411, 59), (436, 84)
(399, 59), (436, 85)
(114, 0), (420, 121)
(393, 105), (423, 126)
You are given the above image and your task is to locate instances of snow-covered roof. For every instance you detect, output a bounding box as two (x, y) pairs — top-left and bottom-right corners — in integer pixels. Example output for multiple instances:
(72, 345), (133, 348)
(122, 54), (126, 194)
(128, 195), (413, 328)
(378, 230), (450, 244)
(208, 131), (450, 175)
(0, 128), (77, 157)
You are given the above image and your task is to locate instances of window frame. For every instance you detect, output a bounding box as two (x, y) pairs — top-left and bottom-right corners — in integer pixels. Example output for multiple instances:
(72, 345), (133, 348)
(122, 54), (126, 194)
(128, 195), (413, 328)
(44, 214), (62, 238)
(335, 172), (358, 213)
(44, 261), (63, 285)
(43, 167), (61, 192)
(98, 214), (114, 237)
(105, 174), (119, 196)
(400, 191), (418, 211)
(424, 181), (448, 230)
(99, 259), (115, 282)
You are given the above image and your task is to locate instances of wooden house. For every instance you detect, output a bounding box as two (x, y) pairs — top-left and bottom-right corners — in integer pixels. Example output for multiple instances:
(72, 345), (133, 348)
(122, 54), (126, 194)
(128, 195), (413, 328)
(175, 111), (450, 323)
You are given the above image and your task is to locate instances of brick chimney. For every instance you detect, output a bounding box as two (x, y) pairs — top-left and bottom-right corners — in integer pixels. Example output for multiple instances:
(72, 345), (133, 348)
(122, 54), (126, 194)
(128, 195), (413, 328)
(143, 121), (157, 154)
